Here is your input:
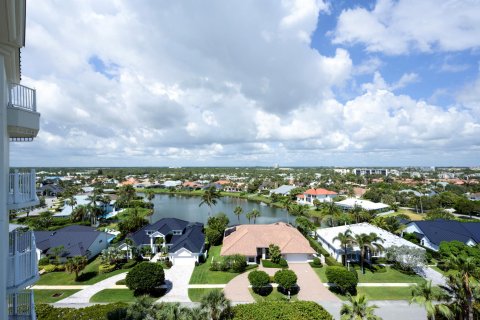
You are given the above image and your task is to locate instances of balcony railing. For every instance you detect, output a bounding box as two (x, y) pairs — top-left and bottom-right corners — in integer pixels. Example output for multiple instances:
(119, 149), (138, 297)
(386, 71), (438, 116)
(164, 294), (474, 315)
(8, 83), (37, 113)
(7, 229), (39, 291)
(8, 290), (36, 320)
(7, 169), (39, 210)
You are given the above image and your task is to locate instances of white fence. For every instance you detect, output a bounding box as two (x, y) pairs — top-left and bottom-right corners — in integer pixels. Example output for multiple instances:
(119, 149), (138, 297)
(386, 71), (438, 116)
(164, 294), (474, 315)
(8, 83), (37, 112)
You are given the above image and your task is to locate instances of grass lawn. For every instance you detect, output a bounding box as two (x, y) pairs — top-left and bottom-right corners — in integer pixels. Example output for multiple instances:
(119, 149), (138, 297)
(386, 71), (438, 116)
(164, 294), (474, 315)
(117, 207), (152, 220)
(90, 289), (139, 303)
(189, 246), (256, 284)
(313, 265), (424, 284)
(188, 288), (222, 302)
(248, 288), (297, 302)
(37, 257), (130, 285)
(356, 287), (413, 300)
(387, 209), (424, 221)
(34, 289), (80, 303)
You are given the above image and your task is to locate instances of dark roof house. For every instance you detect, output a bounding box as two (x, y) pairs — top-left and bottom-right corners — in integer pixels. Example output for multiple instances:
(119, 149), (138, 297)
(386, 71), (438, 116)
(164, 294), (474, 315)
(34, 225), (110, 259)
(404, 219), (480, 251)
(125, 218), (205, 265)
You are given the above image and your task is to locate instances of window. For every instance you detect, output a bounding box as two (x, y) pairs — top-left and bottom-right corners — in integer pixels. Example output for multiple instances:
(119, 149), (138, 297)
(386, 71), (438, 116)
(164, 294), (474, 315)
(146, 231), (153, 235)
(173, 230), (182, 235)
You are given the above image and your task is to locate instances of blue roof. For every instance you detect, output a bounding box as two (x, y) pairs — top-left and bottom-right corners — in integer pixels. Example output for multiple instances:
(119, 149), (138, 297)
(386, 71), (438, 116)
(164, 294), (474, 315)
(128, 218), (205, 254)
(411, 219), (480, 246)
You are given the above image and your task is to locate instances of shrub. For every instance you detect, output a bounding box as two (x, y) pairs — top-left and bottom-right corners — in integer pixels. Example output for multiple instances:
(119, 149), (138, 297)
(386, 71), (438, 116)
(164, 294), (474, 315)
(35, 303), (128, 320)
(42, 264), (57, 273)
(269, 244), (282, 264)
(55, 264), (66, 272)
(99, 263), (117, 274)
(325, 266), (358, 295)
(278, 258), (288, 268)
(325, 256), (343, 266)
(310, 257), (322, 268)
(125, 262), (165, 294)
(232, 301), (333, 320)
(38, 257), (50, 266)
(116, 279), (126, 285)
(248, 270), (271, 295)
(227, 254), (247, 273)
(274, 269), (297, 292)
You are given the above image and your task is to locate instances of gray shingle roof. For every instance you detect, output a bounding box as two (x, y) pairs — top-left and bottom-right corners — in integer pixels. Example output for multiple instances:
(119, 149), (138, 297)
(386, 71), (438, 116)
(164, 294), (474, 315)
(411, 219), (480, 246)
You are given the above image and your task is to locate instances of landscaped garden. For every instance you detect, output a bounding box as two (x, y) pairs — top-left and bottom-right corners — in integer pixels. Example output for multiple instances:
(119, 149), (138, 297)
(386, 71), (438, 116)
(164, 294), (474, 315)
(90, 289), (139, 303)
(189, 245), (256, 284)
(188, 288), (222, 302)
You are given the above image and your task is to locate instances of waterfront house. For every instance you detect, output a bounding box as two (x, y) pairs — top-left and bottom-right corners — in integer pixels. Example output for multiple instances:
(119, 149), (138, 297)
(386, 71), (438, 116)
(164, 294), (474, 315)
(296, 188), (338, 205)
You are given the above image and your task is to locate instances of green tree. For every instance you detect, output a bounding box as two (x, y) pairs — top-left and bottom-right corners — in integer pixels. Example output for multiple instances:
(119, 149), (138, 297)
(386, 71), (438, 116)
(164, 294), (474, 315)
(410, 280), (453, 320)
(200, 290), (232, 320)
(246, 211), (253, 224)
(296, 216), (315, 236)
(199, 186), (222, 217)
(145, 189), (155, 202)
(313, 198), (321, 211)
(333, 230), (354, 267)
(269, 244), (282, 264)
(352, 233), (384, 274)
(65, 256), (88, 281)
(118, 184), (136, 208)
(51, 245), (65, 265)
(248, 270), (271, 295)
(125, 262), (165, 294)
(250, 208), (261, 224)
(234, 206), (243, 224)
(340, 294), (381, 320)
(206, 213), (229, 245)
(66, 195), (77, 218)
(71, 204), (88, 222)
(274, 269), (298, 292)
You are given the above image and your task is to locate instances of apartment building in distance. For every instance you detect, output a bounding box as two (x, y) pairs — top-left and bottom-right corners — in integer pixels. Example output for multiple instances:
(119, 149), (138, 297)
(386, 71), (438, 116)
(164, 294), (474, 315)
(1, 1), (41, 319)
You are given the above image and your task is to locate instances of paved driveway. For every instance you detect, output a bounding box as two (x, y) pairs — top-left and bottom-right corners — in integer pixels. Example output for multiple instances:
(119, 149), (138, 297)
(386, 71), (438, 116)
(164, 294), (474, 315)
(289, 263), (339, 302)
(158, 262), (195, 302)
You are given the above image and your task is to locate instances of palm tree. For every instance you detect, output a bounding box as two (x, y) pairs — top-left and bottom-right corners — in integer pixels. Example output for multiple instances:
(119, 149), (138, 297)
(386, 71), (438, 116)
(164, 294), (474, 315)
(351, 204), (363, 223)
(124, 238), (135, 260)
(410, 280), (453, 320)
(340, 294), (381, 320)
(145, 189), (155, 202)
(352, 233), (384, 274)
(200, 290), (232, 320)
(87, 188), (103, 225)
(199, 186), (221, 217)
(66, 195), (77, 215)
(333, 229), (354, 267)
(233, 206), (243, 224)
(65, 256), (88, 281)
(245, 211), (253, 224)
(118, 184), (136, 208)
(281, 197), (294, 224)
(443, 255), (479, 320)
(250, 208), (261, 224)
(71, 204), (88, 222)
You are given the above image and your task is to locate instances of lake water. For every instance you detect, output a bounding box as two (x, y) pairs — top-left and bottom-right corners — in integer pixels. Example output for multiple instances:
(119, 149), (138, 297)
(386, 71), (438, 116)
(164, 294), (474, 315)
(145, 193), (289, 226)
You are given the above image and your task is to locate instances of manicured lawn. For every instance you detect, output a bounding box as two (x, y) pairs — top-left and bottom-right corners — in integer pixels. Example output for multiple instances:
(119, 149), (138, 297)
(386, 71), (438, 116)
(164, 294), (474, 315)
(37, 257), (130, 285)
(261, 259), (287, 268)
(188, 288), (222, 302)
(387, 209), (424, 221)
(313, 265), (424, 284)
(189, 246), (257, 284)
(90, 289), (138, 303)
(117, 207), (152, 220)
(248, 288), (297, 302)
(34, 289), (80, 303)
(356, 287), (413, 300)
(355, 266), (425, 284)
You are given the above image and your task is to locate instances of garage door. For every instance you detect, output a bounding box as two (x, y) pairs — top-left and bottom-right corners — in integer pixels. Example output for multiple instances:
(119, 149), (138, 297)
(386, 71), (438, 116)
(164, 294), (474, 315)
(172, 256), (196, 265)
(285, 253), (308, 263)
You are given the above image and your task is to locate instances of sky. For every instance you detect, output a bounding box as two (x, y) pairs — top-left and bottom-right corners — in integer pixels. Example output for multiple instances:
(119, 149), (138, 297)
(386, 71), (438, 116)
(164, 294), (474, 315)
(11, 0), (480, 167)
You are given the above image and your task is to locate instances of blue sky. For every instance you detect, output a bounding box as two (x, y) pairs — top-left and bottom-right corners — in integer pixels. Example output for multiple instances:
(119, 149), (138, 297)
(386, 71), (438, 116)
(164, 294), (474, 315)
(11, 0), (480, 167)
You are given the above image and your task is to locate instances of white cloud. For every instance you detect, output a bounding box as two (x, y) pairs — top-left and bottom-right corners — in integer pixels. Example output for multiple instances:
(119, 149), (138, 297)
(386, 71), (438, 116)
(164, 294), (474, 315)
(333, 0), (480, 55)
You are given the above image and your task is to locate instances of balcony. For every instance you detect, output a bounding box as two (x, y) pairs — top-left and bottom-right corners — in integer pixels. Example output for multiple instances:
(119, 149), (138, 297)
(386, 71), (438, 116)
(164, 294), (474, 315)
(7, 83), (40, 141)
(7, 169), (39, 210)
(8, 290), (36, 320)
(7, 229), (39, 292)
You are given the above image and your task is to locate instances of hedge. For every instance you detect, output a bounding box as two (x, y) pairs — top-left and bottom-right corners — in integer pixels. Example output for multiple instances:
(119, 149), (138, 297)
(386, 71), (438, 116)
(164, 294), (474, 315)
(307, 236), (330, 257)
(232, 301), (333, 320)
(99, 263), (117, 274)
(35, 303), (127, 320)
(325, 256), (343, 267)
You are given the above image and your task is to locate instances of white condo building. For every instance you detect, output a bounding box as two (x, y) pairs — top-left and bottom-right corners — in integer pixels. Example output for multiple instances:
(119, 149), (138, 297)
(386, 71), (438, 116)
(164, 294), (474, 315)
(1, 1), (41, 319)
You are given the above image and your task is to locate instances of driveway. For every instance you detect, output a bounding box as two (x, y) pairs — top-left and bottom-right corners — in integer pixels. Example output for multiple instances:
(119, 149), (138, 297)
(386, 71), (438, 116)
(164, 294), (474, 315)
(289, 263), (339, 302)
(158, 262), (195, 302)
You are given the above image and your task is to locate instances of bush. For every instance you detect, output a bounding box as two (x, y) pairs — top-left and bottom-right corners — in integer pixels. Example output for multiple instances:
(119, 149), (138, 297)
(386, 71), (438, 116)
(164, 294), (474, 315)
(228, 254), (247, 273)
(99, 263), (117, 274)
(125, 262), (165, 294)
(269, 244), (282, 264)
(39, 257), (50, 266)
(278, 258), (288, 268)
(42, 264), (57, 273)
(35, 303), (128, 320)
(310, 257), (322, 268)
(248, 270), (271, 295)
(122, 260), (137, 269)
(325, 256), (343, 267)
(116, 279), (126, 285)
(232, 301), (333, 320)
(261, 259), (288, 268)
(325, 266), (358, 295)
(274, 269), (297, 292)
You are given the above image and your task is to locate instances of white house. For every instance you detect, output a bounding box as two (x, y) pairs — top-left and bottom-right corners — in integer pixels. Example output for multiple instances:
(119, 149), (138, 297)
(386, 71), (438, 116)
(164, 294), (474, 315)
(296, 188), (338, 205)
(316, 223), (424, 264)
(335, 198), (391, 213)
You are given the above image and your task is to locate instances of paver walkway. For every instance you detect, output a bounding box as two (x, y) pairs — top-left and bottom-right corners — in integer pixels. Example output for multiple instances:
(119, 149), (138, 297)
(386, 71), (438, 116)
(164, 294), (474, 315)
(289, 263), (339, 302)
(224, 271), (254, 302)
(157, 262), (195, 302)
(54, 272), (127, 306)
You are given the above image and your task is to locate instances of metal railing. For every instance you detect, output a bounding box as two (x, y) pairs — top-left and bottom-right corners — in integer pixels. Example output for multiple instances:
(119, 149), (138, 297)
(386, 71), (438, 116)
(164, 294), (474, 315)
(8, 290), (36, 320)
(7, 229), (39, 290)
(7, 169), (38, 209)
(8, 83), (37, 112)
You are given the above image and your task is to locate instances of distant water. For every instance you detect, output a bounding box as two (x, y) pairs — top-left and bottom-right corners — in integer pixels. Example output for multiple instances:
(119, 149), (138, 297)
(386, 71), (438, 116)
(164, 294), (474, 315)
(143, 193), (289, 226)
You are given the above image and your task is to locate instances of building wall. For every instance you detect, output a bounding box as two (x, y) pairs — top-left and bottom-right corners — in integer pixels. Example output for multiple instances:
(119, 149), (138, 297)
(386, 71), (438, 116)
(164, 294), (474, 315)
(87, 233), (110, 258)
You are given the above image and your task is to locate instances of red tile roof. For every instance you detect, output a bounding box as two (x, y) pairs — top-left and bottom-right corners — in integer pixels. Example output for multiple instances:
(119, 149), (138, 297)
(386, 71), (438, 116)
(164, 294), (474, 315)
(304, 188), (337, 195)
